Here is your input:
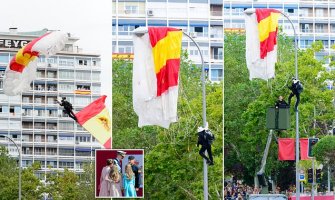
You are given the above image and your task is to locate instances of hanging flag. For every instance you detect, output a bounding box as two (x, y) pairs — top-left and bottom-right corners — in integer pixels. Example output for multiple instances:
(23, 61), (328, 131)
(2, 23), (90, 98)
(300, 138), (309, 160)
(75, 95), (111, 148)
(245, 8), (280, 80)
(132, 27), (182, 128)
(278, 138), (295, 160)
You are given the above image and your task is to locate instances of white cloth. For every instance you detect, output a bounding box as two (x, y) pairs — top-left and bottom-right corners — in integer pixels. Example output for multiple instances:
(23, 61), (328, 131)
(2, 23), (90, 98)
(245, 8), (277, 80)
(132, 27), (179, 129)
(99, 166), (110, 197)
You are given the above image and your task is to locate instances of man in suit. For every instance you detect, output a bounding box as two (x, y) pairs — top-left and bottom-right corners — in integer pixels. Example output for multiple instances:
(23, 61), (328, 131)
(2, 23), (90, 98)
(197, 126), (215, 165)
(114, 150), (126, 173)
(288, 78), (303, 111)
(128, 156), (140, 192)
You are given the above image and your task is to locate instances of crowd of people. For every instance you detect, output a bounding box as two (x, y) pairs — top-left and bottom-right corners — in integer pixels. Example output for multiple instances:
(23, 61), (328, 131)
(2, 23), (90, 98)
(98, 151), (141, 198)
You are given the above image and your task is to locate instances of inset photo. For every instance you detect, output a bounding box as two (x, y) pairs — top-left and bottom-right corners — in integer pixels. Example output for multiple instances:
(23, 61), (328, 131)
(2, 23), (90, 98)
(95, 149), (144, 198)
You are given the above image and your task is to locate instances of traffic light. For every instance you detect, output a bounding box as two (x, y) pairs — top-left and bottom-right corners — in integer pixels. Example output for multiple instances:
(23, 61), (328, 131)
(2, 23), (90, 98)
(308, 138), (319, 158)
(308, 168), (313, 183)
(316, 169), (322, 183)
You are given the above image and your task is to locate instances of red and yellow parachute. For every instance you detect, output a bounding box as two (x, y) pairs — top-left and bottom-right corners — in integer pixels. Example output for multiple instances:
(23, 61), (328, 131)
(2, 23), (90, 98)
(4, 31), (68, 96)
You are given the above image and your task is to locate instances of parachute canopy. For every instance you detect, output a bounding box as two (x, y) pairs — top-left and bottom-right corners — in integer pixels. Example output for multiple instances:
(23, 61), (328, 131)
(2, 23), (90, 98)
(4, 31), (68, 96)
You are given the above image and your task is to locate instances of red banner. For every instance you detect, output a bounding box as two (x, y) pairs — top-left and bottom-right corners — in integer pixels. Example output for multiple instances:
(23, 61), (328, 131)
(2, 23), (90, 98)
(278, 138), (295, 160)
(300, 138), (309, 160)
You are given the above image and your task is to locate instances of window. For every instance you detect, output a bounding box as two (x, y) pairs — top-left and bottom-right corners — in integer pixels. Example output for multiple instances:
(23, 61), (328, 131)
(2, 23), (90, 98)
(76, 84), (90, 91)
(78, 59), (89, 66)
(124, 5), (138, 14)
(91, 85), (101, 93)
(211, 69), (223, 82)
(58, 83), (75, 92)
(0, 53), (9, 63)
(315, 9), (324, 17)
(59, 70), (74, 79)
(92, 72), (100, 81)
(287, 9), (294, 13)
(331, 9), (335, 17)
(75, 71), (91, 80)
(211, 47), (223, 60)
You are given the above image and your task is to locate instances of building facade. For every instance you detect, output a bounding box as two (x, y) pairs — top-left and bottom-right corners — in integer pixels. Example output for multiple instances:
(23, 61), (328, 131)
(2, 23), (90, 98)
(224, 0), (335, 70)
(0, 28), (102, 180)
(112, 0), (224, 82)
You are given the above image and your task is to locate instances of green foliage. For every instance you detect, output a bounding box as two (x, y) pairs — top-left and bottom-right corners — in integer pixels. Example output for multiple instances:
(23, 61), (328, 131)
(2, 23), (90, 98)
(224, 32), (335, 188)
(0, 147), (44, 200)
(313, 135), (335, 165)
(112, 51), (223, 199)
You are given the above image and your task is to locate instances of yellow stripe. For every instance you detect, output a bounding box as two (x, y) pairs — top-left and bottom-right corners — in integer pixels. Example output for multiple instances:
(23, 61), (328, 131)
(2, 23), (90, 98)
(15, 48), (37, 66)
(258, 12), (280, 42)
(82, 108), (111, 144)
(152, 31), (182, 74)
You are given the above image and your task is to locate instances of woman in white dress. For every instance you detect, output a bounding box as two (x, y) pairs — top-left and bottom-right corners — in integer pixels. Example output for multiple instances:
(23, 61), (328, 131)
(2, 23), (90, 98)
(107, 165), (122, 197)
(99, 159), (113, 197)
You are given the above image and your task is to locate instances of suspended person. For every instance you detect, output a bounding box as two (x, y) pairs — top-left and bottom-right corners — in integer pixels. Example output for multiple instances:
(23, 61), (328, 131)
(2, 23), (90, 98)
(57, 97), (77, 122)
(123, 164), (137, 197)
(287, 78), (303, 111)
(107, 165), (122, 197)
(99, 159), (114, 197)
(197, 126), (215, 165)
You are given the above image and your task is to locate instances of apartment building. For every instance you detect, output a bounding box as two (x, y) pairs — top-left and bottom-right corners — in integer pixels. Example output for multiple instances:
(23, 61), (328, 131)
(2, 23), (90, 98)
(112, 0), (224, 81)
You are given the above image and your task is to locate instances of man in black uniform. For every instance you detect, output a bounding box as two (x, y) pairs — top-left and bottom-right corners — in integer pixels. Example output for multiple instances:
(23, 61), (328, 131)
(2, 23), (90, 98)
(57, 97), (77, 122)
(197, 127), (215, 165)
(288, 78), (303, 111)
(275, 96), (289, 108)
(128, 156), (140, 192)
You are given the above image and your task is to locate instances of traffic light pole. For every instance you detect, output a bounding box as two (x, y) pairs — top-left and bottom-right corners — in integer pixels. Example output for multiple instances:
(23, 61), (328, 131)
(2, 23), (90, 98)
(312, 158), (315, 200)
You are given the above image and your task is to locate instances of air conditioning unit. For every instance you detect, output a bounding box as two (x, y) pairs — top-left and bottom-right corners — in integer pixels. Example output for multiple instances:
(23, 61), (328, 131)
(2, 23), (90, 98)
(147, 10), (154, 16)
(190, 32), (197, 38)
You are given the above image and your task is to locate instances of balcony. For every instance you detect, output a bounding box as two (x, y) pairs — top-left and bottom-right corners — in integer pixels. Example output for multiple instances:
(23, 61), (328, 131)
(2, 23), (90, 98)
(210, 10), (222, 17)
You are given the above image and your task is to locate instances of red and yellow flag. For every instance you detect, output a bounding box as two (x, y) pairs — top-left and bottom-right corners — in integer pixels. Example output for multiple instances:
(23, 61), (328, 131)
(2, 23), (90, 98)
(148, 27), (183, 97)
(245, 8), (280, 80)
(76, 95), (111, 148)
(256, 9), (280, 59)
(132, 27), (182, 128)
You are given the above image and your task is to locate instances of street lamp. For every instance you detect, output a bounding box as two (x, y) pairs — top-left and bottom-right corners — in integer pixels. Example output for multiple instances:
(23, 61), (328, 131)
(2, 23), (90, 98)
(0, 135), (22, 200)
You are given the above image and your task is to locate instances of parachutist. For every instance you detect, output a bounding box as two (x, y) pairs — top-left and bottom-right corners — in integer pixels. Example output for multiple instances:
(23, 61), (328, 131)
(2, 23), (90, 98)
(57, 97), (77, 122)
(288, 78), (303, 111)
(197, 127), (215, 165)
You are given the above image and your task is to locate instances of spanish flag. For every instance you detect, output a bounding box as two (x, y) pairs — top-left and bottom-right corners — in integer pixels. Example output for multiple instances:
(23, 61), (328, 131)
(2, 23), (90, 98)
(75, 95), (111, 148)
(245, 8), (280, 80)
(133, 27), (182, 128)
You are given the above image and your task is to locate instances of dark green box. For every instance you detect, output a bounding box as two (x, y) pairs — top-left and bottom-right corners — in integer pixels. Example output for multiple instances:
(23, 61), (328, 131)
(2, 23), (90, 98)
(266, 107), (290, 130)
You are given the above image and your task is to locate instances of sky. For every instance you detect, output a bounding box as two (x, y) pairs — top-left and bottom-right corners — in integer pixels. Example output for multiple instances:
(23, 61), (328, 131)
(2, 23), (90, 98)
(0, 0), (113, 107)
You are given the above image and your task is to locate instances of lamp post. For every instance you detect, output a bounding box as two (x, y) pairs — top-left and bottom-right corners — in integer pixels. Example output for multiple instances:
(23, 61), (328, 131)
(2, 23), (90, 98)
(0, 135), (22, 200)
(133, 29), (209, 200)
(244, 9), (300, 199)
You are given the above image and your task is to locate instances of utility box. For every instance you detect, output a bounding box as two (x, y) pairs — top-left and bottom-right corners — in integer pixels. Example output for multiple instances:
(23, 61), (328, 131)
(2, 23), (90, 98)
(266, 107), (290, 130)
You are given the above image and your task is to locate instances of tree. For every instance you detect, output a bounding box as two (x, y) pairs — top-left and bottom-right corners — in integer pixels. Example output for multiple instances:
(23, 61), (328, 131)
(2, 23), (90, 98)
(313, 135), (335, 165)
(112, 51), (223, 199)
(0, 147), (44, 200)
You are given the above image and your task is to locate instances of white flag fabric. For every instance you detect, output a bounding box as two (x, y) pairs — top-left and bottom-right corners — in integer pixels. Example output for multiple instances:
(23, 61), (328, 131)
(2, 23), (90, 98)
(132, 27), (182, 129)
(245, 8), (280, 80)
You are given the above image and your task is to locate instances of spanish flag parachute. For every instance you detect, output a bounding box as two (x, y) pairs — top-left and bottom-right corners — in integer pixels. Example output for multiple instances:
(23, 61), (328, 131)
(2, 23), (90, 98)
(132, 27), (182, 129)
(4, 31), (68, 96)
(245, 8), (280, 80)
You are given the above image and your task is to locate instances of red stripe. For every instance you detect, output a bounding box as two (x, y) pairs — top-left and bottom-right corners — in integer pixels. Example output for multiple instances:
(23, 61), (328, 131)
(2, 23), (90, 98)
(156, 59), (180, 96)
(22, 32), (51, 56)
(259, 30), (277, 59)
(9, 57), (26, 73)
(103, 137), (112, 149)
(148, 27), (180, 48)
(75, 95), (107, 125)
(256, 8), (280, 23)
